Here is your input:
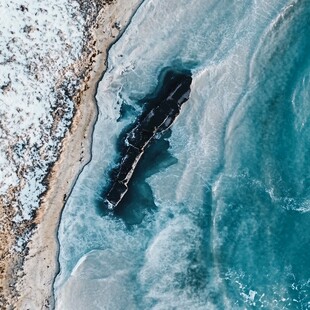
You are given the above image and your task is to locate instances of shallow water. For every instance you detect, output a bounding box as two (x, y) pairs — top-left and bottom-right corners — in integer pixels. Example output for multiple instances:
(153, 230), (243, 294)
(55, 0), (310, 309)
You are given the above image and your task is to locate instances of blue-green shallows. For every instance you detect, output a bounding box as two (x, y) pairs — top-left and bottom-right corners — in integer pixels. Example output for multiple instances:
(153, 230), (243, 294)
(55, 1), (310, 309)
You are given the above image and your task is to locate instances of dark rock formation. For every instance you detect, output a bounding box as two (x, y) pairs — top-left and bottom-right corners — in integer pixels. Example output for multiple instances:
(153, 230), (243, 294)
(104, 69), (192, 210)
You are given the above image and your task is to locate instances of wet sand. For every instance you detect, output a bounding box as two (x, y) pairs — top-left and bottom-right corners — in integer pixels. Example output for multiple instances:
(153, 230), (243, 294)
(6, 1), (142, 308)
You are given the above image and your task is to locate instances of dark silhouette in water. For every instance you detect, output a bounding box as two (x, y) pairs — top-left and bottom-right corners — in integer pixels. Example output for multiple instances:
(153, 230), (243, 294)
(104, 69), (192, 210)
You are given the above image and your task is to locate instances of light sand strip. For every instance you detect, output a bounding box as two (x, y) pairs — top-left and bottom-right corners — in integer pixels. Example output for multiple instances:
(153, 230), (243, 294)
(13, 1), (143, 309)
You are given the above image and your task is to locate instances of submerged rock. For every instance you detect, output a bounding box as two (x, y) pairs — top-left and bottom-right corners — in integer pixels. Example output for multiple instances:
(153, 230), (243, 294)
(104, 69), (192, 210)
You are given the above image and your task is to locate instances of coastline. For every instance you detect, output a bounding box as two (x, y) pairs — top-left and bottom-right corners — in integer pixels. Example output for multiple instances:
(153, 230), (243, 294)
(12, 1), (143, 308)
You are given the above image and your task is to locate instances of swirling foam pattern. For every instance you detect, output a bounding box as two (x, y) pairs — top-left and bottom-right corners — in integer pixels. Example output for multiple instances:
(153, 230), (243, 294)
(55, 0), (310, 309)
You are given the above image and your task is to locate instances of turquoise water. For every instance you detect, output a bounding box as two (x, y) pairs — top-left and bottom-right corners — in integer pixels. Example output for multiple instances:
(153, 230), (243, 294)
(55, 0), (310, 309)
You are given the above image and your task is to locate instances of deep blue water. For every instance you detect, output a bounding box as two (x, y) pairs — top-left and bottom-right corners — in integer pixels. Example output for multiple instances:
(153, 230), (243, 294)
(55, 0), (310, 309)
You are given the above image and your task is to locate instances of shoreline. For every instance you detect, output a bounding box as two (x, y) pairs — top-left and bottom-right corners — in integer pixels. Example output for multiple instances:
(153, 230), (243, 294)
(12, 1), (143, 308)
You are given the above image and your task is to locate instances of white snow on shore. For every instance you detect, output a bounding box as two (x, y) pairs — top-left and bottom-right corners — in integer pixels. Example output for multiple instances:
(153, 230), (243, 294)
(0, 0), (85, 221)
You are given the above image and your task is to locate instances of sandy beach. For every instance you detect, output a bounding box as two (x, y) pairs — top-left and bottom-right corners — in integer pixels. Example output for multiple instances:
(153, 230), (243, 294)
(0, 0), (142, 308)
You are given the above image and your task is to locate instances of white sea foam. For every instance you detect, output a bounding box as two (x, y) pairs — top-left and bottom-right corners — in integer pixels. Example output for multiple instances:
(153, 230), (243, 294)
(55, 0), (309, 308)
